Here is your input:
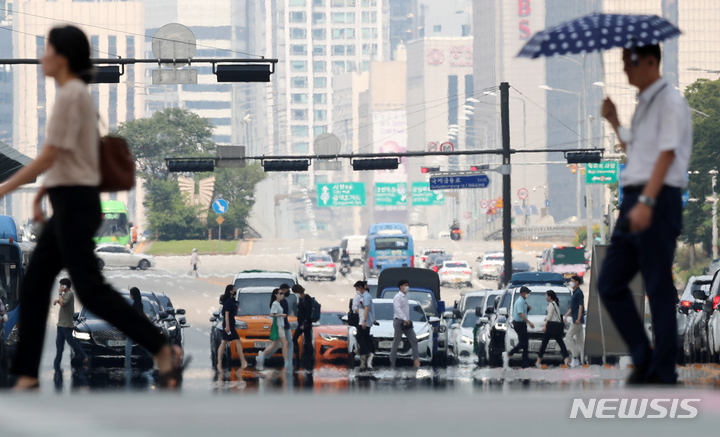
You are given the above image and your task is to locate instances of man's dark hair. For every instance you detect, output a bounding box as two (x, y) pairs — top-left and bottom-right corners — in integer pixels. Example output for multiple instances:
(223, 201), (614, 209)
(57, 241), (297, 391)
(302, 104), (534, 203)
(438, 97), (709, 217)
(520, 286), (531, 295)
(634, 44), (661, 64)
(571, 275), (584, 285)
(354, 280), (366, 289)
(398, 279), (409, 288)
(59, 278), (72, 289)
(292, 284), (305, 294)
(279, 283), (291, 290)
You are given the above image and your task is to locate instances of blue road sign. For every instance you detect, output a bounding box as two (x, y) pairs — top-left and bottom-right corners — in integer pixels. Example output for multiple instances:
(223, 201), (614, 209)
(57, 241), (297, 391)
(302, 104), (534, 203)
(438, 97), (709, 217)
(213, 199), (229, 214)
(429, 174), (490, 190)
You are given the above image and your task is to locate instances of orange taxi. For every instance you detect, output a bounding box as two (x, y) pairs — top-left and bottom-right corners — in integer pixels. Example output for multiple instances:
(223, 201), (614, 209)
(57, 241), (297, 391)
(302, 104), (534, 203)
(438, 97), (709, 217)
(314, 311), (349, 364)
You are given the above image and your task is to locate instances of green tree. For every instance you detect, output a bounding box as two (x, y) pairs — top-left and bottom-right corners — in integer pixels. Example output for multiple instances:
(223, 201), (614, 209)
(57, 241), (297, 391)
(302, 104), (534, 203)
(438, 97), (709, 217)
(114, 108), (215, 179)
(681, 78), (720, 263)
(206, 163), (266, 238)
(144, 179), (206, 241)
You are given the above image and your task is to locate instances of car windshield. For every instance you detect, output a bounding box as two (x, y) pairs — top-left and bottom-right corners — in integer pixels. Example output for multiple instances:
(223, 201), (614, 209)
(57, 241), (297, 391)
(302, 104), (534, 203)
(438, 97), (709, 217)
(445, 262), (468, 268)
(463, 295), (485, 312)
(485, 255), (503, 261)
(237, 293), (298, 316)
(373, 302), (426, 322)
(462, 312), (479, 327)
(375, 236), (408, 250)
(381, 290), (437, 316)
(309, 255), (332, 263)
(516, 292), (572, 316)
(156, 295), (171, 308)
(684, 281), (712, 299)
(234, 277), (296, 290)
(83, 297), (156, 320)
(318, 312), (344, 325)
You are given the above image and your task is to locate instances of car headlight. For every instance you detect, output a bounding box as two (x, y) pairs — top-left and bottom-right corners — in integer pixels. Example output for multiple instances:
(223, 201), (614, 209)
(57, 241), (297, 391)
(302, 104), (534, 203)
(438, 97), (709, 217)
(73, 331), (91, 340)
(236, 321), (248, 330)
(319, 333), (338, 341)
(494, 323), (507, 331)
(461, 335), (473, 344)
(417, 332), (430, 341)
(168, 326), (176, 331)
(438, 325), (447, 333)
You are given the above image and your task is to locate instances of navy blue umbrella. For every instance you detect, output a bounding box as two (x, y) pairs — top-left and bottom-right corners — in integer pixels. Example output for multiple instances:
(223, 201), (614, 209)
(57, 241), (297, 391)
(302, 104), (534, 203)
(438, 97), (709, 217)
(518, 13), (681, 59)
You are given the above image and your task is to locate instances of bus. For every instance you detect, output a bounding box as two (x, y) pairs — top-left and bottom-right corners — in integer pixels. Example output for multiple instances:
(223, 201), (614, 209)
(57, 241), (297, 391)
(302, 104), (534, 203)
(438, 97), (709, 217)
(362, 223), (414, 279)
(95, 200), (131, 246)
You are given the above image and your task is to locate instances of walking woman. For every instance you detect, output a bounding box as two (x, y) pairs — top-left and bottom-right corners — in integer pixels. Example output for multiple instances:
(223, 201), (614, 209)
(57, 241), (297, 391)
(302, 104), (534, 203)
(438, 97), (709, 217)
(0, 25), (185, 390)
(256, 289), (289, 370)
(217, 285), (248, 371)
(536, 290), (570, 367)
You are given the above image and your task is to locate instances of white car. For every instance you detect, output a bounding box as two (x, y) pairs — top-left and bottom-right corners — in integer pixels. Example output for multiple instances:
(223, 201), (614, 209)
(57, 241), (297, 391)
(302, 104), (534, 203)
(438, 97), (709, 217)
(298, 252), (336, 281)
(439, 260), (473, 287)
(501, 285), (573, 362)
(95, 243), (154, 270)
(701, 272), (720, 363)
(476, 251), (504, 279)
(451, 310), (479, 360)
(348, 299), (437, 364)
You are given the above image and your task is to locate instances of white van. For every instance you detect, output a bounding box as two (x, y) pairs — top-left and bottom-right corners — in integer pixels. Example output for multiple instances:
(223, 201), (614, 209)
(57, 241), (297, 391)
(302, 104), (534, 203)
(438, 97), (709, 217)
(340, 235), (366, 266)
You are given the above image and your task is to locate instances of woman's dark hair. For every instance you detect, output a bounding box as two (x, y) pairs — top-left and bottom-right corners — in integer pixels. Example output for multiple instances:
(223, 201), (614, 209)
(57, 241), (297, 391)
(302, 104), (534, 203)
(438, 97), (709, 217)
(546, 290), (559, 306)
(130, 287), (143, 314)
(48, 25), (94, 84)
(270, 288), (281, 307)
(220, 284), (235, 304)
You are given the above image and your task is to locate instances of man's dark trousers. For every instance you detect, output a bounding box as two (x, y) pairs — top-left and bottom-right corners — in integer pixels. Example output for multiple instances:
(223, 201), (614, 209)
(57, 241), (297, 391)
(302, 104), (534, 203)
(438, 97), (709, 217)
(292, 324), (314, 369)
(598, 186), (682, 384)
(507, 321), (530, 368)
(53, 327), (87, 372)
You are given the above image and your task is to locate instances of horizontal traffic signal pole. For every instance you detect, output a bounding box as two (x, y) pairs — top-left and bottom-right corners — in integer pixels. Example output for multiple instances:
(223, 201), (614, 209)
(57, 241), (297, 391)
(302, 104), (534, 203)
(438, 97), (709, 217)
(0, 57), (279, 65)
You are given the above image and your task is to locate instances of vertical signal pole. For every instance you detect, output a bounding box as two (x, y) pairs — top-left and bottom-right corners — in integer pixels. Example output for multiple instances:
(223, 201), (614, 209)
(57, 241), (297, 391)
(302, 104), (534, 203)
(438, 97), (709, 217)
(500, 82), (512, 286)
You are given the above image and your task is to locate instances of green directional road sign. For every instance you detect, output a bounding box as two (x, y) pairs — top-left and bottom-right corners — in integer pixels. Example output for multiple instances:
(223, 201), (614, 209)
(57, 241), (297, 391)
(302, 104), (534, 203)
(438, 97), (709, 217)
(375, 182), (408, 206)
(586, 161), (619, 184)
(317, 182), (366, 207)
(411, 182), (445, 206)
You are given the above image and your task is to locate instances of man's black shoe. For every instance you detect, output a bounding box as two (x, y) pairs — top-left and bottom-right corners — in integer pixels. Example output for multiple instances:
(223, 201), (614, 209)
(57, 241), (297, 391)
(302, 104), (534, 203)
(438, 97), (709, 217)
(626, 364), (650, 385)
(646, 373), (678, 385)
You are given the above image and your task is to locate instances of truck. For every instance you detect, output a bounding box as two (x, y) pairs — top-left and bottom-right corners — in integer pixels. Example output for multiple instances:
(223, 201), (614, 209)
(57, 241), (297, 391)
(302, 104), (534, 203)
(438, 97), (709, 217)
(538, 245), (589, 279)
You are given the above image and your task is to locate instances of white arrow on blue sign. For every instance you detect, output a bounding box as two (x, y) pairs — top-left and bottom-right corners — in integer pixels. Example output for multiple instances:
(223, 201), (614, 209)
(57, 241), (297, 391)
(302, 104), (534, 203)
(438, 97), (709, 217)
(212, 199), (229, 214)
(429, 174), (490, 190)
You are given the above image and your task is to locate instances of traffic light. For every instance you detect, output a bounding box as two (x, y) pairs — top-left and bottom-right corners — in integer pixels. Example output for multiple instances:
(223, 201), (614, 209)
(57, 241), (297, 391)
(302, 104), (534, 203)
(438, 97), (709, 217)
(167, 159), (215, 172)
(470, 164), (489, 171)
(421, 166), (440, 173)
(262, 160), (310, 172)
(352, 158), (399, 171)
(566, 151), (602, 164)
(567, 164), (577, 174)
(215, 64), (272, 83)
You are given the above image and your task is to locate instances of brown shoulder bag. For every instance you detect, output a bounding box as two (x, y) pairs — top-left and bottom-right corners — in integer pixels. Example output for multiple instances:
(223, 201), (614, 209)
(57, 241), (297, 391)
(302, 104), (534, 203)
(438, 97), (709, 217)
(98, 135), (135, 192)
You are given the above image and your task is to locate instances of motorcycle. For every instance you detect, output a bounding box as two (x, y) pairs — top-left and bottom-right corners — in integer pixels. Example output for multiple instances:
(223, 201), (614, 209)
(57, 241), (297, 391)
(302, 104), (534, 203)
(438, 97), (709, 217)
(340, 258), (352, 277)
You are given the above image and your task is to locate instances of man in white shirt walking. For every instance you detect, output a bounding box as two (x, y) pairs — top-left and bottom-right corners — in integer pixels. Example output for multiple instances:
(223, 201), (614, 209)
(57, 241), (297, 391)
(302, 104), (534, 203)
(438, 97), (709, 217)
(389, 279), (420, 369)
(190, 248), (200, 278)
(599, 44), (691, 385)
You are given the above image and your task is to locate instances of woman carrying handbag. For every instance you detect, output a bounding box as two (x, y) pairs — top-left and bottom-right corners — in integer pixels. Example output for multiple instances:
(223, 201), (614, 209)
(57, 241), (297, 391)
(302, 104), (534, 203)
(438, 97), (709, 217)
(0, 25), (186, 390)
(536, 290), (570, 367)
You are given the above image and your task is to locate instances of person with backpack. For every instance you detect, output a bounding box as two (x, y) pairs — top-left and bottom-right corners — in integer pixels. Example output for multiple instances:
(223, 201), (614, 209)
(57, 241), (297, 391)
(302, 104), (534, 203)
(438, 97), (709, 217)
(291, 284), (316, 370)
(536, 290), (570, 367)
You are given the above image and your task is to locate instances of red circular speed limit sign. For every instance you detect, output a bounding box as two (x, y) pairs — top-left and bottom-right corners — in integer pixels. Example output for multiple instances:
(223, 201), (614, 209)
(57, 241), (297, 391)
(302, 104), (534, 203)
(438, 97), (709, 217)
(518, 188), (529, 200)
(440, 142), (454, 152)
(427, 142), (438, 152)
(480, 199), (489, 209)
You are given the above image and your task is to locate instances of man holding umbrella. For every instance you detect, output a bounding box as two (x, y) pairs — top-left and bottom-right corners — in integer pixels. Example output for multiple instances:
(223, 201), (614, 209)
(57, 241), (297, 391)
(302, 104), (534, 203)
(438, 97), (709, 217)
(598, 44), (691, 385)
(518, 14), (688, 384)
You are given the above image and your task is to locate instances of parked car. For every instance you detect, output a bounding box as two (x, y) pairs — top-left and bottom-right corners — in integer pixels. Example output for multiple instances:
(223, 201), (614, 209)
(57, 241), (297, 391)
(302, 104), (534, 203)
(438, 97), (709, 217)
(210, 286), (299, 368)
(476, 251), (504, 279)
(94, 243), (155, 270)
(418, 248), (447, 269)
(72, 296), (170, 371)
(298, 252), (337, 281)
(450, 310), (479, 360)
(678, 276), (713, 363)
(438, 260), (473, 287)
(314, 311), (348, 364)
(132, 291), (189, 348)
(476, 284), (572, 367)
(347, 299), (436, 364)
